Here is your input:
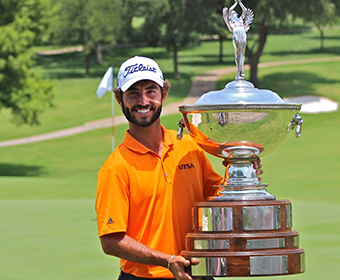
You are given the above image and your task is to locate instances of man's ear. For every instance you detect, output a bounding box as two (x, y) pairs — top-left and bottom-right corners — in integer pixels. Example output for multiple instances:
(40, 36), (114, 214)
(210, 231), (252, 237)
(115, 92), (123, 108)
(162, 90), (168, 104)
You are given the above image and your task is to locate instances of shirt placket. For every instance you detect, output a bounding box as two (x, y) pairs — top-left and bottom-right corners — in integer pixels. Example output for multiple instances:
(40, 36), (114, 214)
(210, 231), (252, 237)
(161, 147), (173, 185)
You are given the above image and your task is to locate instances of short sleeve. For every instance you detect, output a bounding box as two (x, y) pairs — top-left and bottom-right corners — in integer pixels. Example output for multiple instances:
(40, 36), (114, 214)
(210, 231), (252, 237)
(95, 167), (130, 237)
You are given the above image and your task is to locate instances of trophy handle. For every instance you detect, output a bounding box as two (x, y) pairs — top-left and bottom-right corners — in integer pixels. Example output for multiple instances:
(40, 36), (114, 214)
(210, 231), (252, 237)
(177, 119), (185, 140)
(286, 113), (303, 138)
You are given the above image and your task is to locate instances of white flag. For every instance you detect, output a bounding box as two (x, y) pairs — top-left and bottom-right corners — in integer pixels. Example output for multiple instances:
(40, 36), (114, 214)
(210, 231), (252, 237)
(96, 67), (114, 98)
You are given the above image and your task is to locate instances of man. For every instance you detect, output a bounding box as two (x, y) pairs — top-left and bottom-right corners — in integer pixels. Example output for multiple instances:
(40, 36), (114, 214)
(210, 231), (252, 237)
(95, 56), (262, 280)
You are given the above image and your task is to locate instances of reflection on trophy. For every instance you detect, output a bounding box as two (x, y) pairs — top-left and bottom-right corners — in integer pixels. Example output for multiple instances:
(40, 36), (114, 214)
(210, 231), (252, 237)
(177, 1), (305, 277)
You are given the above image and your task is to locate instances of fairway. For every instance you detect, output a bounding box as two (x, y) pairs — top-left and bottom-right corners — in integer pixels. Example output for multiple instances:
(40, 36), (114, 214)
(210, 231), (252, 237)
(1, 28), (340, 279)
(0, 199), (109, 279)
(1, 110), (340, 279)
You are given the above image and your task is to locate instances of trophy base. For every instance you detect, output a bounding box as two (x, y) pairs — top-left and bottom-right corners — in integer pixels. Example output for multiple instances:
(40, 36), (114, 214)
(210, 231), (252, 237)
(181, 200), (305, 277)
(181, 249), (305, 277)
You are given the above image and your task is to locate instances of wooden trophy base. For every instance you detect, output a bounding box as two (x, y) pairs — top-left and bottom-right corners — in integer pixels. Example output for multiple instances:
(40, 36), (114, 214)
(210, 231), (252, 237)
(181, 200), (305, 277)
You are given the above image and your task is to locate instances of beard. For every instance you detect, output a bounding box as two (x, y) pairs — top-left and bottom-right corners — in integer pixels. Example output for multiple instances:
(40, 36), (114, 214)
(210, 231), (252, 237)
(121, 101), (162, 127)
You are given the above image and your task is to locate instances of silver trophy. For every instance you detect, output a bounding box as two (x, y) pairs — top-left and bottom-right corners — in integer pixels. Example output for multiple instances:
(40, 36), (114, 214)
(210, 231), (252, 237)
(178, 1), (305, 276)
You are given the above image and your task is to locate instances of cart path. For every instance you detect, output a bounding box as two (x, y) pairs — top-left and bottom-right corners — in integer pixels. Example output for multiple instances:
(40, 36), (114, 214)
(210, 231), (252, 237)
(1, 56), (339, 148)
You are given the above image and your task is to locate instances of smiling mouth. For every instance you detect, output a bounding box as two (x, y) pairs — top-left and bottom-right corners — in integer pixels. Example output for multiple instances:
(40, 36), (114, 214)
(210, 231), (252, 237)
(137, 108), (151, 113)
(134, 106), (154, 114)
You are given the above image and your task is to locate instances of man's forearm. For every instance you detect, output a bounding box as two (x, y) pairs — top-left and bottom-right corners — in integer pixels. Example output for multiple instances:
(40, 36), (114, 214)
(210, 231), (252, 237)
(100, 232), (195, 280)
(100, 232), (170, 268)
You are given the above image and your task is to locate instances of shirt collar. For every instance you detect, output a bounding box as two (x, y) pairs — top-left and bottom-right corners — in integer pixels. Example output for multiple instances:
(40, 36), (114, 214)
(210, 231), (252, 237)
(123, 125), (174, 155)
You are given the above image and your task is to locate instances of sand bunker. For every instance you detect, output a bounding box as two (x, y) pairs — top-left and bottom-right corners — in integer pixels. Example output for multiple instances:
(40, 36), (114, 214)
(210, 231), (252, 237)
(284, 96), (338, 113)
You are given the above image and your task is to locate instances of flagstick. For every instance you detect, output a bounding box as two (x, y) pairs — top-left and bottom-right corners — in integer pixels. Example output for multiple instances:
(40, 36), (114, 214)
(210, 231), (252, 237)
(95, 65), (115, 152)
(111, 90), (115, 152)
(111, 65), (115, 152)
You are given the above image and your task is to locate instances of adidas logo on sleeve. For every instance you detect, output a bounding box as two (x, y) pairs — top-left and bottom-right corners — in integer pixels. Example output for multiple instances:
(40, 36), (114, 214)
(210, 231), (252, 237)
(107, 218), (115, 225)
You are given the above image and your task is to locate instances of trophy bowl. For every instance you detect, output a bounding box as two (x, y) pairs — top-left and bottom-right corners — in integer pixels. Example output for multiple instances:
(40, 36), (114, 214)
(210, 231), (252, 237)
(179, 80), (302, 158)
(177, 80), (303, 201)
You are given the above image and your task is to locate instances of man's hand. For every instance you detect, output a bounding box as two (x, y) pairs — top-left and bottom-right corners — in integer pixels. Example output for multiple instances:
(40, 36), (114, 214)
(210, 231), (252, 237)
(168, 255), (199, 280)
(252, 155), (263, 175)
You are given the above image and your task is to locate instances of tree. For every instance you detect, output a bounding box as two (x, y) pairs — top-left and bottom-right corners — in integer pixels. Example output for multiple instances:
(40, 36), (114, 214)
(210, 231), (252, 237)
(220, 0), (340, 87)
(204, 0), (230, 64)
(292, 0), (338, 52)
(238, 0), (296, 87)
(139, 0), (216, 77)
(52, 0), (125, 75)
(0, 0), (54, 125)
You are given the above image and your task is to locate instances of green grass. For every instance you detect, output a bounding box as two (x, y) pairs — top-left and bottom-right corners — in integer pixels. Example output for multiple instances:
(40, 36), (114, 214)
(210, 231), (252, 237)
(217, 60), (340, 104)
(0, 126), (128, 279)
(250, 111), (340, 280)
(0, 27), (340, 279)
(0, 199), (119, 280)
(1, 110), (340, 279)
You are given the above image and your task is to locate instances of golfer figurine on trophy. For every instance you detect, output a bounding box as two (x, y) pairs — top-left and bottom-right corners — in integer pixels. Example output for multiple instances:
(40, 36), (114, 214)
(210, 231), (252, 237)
(222, 0), (253, 80)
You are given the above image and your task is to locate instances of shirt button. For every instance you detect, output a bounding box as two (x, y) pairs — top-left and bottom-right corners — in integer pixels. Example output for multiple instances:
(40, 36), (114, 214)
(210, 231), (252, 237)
(165, 173), (169, 177)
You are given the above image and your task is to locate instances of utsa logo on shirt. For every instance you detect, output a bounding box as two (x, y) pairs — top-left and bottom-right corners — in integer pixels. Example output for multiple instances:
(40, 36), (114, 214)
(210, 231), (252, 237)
(178, 163), (195, 170)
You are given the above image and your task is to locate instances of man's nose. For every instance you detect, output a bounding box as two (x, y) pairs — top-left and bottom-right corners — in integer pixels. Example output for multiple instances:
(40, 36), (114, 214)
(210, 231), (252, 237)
(138, 92), (150, 105)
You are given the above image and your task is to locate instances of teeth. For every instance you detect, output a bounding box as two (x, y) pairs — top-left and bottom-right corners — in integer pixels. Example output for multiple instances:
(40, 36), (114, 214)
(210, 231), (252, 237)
(137, 109), (150, 113)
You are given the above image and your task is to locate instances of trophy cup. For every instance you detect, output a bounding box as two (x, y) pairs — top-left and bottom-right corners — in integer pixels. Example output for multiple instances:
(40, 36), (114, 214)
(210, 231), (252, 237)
(177, 1), (305, 277)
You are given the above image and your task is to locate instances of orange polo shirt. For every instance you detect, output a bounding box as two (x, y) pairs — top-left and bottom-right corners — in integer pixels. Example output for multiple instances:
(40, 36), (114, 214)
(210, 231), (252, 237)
(95, 126), (222, 278)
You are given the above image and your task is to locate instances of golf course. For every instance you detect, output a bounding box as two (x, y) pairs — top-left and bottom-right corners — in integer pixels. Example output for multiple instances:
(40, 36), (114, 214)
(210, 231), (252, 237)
(0, 28), (339, 279)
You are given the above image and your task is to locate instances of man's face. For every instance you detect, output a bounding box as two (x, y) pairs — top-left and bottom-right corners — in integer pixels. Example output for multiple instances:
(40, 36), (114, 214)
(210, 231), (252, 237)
(119, 80), (166, 127)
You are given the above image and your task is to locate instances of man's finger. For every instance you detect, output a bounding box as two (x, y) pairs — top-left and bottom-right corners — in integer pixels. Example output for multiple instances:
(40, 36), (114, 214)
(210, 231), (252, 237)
(190, 259), (200, 266)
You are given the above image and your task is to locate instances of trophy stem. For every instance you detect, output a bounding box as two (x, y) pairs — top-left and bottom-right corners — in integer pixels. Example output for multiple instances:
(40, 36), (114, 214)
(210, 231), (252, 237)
(209, 145), (275, 201)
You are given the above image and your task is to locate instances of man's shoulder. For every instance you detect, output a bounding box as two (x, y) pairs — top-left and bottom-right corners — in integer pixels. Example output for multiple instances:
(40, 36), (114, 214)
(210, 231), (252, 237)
(165, 128), (202, 152)
(165, 128), (195, 143)
(100, 144), (128, 169)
